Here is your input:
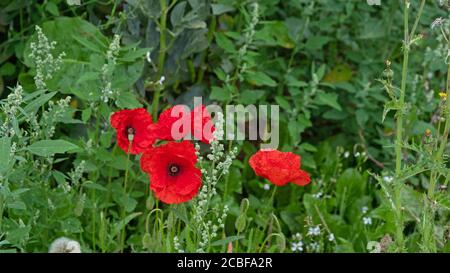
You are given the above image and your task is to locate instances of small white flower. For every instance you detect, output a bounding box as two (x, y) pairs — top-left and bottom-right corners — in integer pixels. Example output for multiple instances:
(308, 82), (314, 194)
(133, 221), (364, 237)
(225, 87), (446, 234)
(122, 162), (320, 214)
(361, 206), (369, 214)
(158, 76), (165, 85)
(354, 152), (361, 157)
(383, 176), (393, 183)
(146, 51), (152, 63)
(307, 226), (321, 236)
(363, 217), (372, 226)
(312, 192), (323, 199)
(431, 17), (445, 29)
(344, 151), (350, 158)
(309, 242), (319, 252)
(263, 184), (270, 191)
(291, 241), (303, 252)
(328, 233), (335, 242)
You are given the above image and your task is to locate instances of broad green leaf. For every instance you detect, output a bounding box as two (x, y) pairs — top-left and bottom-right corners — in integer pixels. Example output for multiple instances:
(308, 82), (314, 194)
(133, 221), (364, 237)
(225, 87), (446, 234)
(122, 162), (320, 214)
(83, 181), (108, 192)
(316, 92), (342, 111)
(210, 86), (231, 101)
(245, 71), (277, 87)
(275, 96), (291, 110)
(215, 32), (236, 54)
(211, 4), (235, 15)
(26, 139), (79, 157)
(22, 91), (57, 115)
(116, 91), (142, 109)
(305, 35), (331, 50)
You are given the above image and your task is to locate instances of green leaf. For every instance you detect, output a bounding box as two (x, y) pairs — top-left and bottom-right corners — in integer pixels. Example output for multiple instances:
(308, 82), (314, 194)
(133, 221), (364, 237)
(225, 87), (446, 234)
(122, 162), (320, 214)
(305, 36), (331, 50)
(215, 32), (236, 54)
(118, 48), (150, 62)
(210, 86), (231, 102)
(210, 235), (245, 246)
(7, 201), (26, 210)
(81, 107), (92, 123)
(26, 139), (79, 157)
(72, 35), (104, 54)
(275, 96), (291, 110)
(116, 91), (142, 109)
(211, 4), (235, 15)
(316, 92), (342, 111)
(254, 21), (294, 48)
(46, 1), (59, 16)
(0, 62), (15, 76)
(356, 109), (369, 127)
(83, 181), (108, 192)
(113, 212), (142, 236)
(0, 137), (11, 174)
(239, 90), (265, 104)
(245, 71), (277, 87)
(22, 91), (57, 115)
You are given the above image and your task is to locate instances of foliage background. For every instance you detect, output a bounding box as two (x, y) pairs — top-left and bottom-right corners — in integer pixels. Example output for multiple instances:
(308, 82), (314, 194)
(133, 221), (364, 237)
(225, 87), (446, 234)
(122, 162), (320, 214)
(0, 0), (448, 253)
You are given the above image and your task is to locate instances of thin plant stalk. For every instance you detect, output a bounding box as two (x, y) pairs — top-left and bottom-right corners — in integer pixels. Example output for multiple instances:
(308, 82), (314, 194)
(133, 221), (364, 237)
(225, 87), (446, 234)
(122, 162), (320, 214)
(393, 0), (426, 252)
(152, 0), (169, 119)
(119, 141), (132, 253)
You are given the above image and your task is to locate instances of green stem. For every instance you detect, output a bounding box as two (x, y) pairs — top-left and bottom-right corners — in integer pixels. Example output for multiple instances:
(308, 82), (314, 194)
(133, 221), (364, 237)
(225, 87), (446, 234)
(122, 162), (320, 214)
(393, 0), (411, 253)
(92, 189), (96, 252)
(119, 142), (132, 253)
(393, 0), (426, 253)
(152, 0), (169, 119)
(196, 15), (217, 84)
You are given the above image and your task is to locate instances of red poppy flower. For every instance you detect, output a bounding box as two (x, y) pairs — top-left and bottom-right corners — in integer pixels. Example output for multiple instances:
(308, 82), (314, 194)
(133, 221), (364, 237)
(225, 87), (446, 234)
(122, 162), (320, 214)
(140, 141), (202, 204)
(148, 105), (190, 141)
(110, 108), (155, 154)
(191, 104), (215, 143)
(249, 149), (311, 186)
(148, 104), (215, 144)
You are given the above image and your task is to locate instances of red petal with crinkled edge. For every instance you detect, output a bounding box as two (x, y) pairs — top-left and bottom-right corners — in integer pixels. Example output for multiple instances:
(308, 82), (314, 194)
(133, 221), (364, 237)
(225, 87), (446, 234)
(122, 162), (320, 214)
(249, 149), (311, 186)
(148, 104), (215, 144)
(140, 141), (201, 204)
(110, 108), (156, 154)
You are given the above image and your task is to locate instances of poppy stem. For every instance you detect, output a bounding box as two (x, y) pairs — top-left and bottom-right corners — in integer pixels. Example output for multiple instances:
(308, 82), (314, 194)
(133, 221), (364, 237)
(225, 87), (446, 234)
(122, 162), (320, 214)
(268, 186), (277, 207)
(120, 142), (132, 253)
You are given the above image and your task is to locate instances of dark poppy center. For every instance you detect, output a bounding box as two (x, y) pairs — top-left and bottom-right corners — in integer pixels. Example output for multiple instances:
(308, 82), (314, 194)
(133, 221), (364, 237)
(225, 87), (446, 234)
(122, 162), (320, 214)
(168, 164), (180, 176)
(126, 126), (136, 136)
